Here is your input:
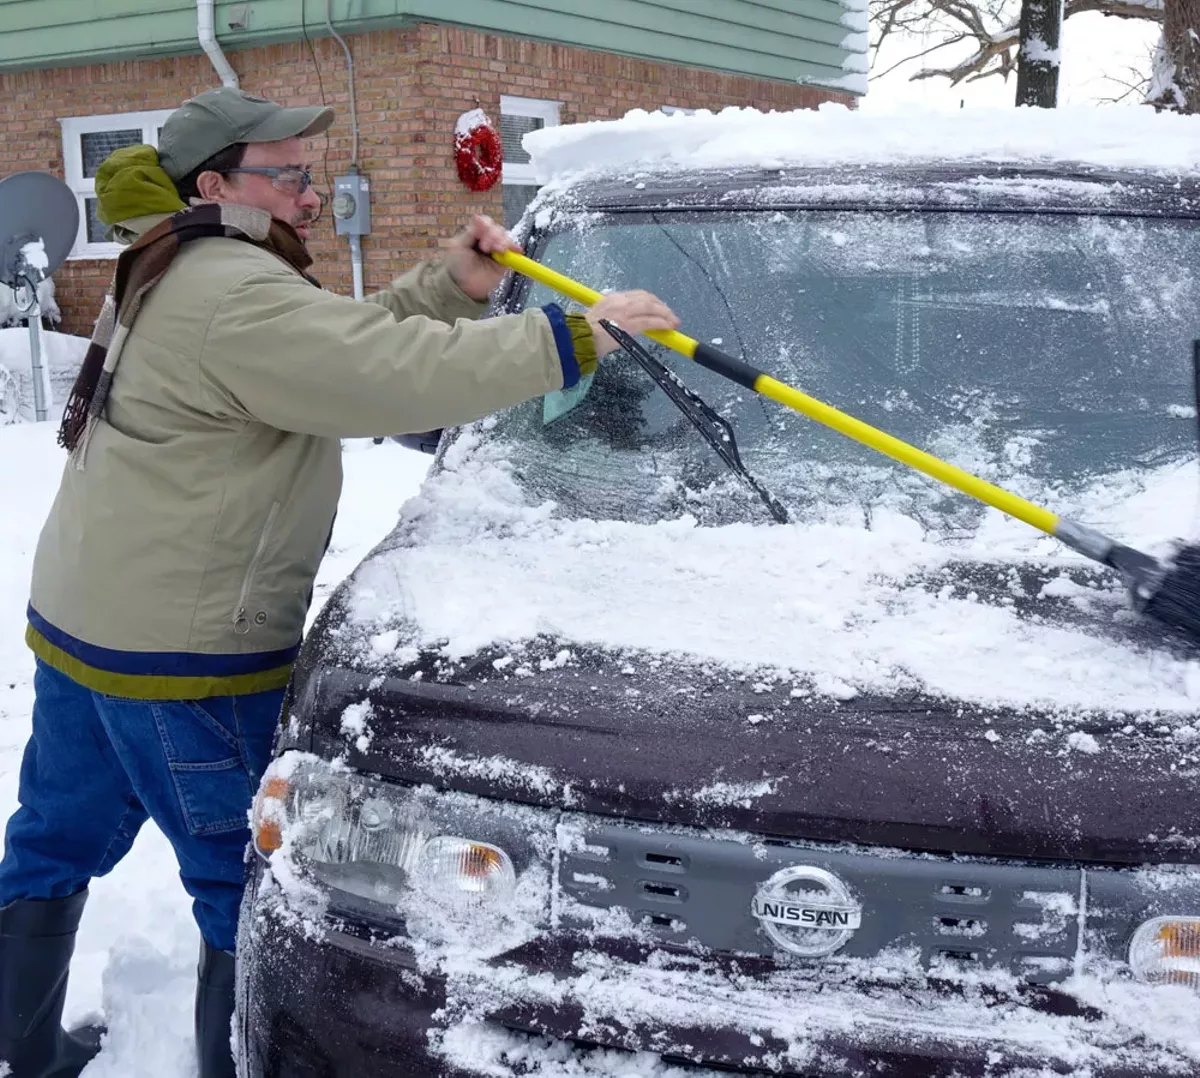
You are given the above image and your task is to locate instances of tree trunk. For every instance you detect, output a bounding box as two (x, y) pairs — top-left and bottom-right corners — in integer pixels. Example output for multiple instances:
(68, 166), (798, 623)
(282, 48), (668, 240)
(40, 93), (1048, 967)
(1015, 0), (1063, 107)
(1149, 0), (1200, 112)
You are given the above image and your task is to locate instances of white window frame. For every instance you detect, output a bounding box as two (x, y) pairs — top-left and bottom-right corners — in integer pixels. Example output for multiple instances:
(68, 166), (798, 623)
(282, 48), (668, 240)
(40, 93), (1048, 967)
(500, 95), (560, 186)
(60, 109), (174, 260)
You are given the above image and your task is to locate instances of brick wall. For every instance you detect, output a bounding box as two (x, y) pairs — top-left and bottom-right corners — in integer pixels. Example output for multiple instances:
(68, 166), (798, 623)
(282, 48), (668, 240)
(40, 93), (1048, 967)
(0, 24), (844, 336)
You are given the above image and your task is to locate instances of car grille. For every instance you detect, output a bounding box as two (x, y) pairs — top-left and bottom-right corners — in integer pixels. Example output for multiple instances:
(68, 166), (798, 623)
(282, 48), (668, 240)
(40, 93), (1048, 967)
(555, 814), (1154, 985)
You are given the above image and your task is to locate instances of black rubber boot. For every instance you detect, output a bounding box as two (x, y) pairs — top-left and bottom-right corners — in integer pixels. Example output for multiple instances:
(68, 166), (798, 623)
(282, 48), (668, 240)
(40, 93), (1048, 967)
(0, 891), (106, 1078)
(195, 941), (237, 1078)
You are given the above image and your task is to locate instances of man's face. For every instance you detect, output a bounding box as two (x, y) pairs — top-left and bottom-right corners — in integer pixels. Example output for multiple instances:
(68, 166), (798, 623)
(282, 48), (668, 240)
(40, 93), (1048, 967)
(212, 136), (322, 242)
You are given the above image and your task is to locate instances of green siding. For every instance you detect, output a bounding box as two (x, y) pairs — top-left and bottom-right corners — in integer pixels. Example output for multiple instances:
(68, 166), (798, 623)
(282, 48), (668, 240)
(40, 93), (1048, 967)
(0, 0), (863, 89)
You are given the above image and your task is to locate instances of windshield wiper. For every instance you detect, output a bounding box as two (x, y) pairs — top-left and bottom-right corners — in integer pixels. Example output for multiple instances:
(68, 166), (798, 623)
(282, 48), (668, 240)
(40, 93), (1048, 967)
(599, 320), (790, 524)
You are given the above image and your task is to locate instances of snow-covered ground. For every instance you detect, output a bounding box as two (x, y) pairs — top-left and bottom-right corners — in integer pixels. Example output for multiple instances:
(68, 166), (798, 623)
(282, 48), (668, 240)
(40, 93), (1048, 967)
(0, 325), (88, 424)
(0, 423), (429, 1075)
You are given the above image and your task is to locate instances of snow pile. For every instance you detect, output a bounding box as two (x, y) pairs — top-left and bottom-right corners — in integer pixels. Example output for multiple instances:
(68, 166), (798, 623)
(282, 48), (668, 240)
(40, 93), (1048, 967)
(0, 326), (88, 423)
(429, 948), (1200, 1076)
(339, 700), (374, 753)
(455, 107), (492, 137)
(346, 428), (1200, 718)
(823, 0), (870, 96)
(0, 276), (61, 328)
(19, 239), (49, 272)
(524, 103), (1200, 185)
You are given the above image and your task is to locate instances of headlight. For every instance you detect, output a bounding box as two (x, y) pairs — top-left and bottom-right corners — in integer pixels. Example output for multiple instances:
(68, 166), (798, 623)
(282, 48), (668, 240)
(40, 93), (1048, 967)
(1129, 916), (1200, 990)
(251, 753), (533, 927)
(416, 836), (516, 903)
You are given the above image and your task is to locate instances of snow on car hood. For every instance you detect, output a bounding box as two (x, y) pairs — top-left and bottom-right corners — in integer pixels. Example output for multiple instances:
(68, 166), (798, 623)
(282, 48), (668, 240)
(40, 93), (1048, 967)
(524, 104), (1200, 187)
(344, 426), (1200, 720)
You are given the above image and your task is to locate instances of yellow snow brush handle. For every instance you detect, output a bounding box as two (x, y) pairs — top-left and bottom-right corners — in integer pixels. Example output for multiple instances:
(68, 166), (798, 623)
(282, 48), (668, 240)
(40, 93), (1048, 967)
(490, 247), (1063, 539)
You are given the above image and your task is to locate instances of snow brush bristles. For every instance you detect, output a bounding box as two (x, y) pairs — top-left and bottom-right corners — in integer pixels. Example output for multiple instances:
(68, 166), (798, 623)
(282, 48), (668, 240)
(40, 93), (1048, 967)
(488, 248), (1200, 649)
(1130, 544), (1200, 642)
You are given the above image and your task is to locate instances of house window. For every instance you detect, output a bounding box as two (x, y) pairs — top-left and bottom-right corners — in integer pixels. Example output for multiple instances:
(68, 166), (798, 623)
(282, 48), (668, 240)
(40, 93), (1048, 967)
(662, 106), (697, 115)
(61, 110), (174, 259)
(500, 95), (560, 229)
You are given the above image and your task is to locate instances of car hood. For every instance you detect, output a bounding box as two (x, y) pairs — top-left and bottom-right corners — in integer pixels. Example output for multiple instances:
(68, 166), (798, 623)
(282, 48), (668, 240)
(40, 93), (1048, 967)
(293, 443), (1200, 863)
(295, 625), (1199, 865)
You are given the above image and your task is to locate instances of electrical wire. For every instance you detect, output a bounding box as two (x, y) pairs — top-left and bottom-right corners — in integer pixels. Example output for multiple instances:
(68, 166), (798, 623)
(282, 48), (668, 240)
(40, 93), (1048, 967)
(300, 0), (334, 194)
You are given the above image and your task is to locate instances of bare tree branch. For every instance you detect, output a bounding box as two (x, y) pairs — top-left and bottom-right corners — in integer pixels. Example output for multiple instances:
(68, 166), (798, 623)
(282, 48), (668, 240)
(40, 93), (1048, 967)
(870, 0), (1165, 91)
(872, 34), (972, 81)
(1091, 40), (1158, 102)
(1097, 65), (1153, 102)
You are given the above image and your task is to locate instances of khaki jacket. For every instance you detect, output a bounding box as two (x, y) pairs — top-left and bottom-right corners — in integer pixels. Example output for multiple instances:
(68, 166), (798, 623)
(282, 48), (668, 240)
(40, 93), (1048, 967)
(27, 218), (578, 698)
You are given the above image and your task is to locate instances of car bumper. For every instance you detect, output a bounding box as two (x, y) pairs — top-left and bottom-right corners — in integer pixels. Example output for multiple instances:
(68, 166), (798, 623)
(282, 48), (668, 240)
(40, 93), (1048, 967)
(238, 913), (461, 1077)
(236, 864), (1197, 1078)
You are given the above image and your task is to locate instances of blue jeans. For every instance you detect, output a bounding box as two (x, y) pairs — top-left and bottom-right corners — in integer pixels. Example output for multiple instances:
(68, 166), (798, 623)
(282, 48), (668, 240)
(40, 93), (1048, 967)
(0, 660), (285, 951)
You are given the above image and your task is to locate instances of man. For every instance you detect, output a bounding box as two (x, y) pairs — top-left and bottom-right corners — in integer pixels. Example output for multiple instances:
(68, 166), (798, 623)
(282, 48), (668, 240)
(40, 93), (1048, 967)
(0, 87), (678, 1078)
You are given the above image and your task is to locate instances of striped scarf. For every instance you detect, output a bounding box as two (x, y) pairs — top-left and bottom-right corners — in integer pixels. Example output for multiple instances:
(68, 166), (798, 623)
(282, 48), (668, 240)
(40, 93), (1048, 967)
(58, 202), (319, 464)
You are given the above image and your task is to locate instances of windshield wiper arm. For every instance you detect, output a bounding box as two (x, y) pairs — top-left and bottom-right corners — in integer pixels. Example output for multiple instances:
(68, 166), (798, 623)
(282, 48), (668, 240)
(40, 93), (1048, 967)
(599, 320), (789, 524)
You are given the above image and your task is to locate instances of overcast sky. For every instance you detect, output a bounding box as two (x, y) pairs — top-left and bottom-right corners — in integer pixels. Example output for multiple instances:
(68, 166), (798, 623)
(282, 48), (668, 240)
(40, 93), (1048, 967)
(861, 12), (1161, 112)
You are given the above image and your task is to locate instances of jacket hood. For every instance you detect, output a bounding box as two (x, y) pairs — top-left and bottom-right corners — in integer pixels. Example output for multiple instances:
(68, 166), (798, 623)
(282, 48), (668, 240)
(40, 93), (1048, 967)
(94, 144), (186, 241)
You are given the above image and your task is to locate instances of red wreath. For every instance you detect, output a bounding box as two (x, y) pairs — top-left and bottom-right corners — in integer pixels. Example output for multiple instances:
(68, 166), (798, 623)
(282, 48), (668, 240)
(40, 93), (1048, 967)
(454, 108), (503, 192)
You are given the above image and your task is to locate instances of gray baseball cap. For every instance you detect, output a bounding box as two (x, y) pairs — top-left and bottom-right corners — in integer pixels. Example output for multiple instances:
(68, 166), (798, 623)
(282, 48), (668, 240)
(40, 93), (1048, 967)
(157, 88), (335, 182)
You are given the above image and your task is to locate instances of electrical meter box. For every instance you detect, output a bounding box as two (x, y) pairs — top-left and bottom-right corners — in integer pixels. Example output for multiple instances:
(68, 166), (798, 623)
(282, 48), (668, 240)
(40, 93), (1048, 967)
(332, 172), (371, 236)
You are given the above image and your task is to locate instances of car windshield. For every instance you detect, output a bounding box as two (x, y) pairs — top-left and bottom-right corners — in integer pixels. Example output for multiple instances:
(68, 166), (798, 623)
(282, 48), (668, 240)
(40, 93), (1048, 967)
(489, 206), (1200, 537)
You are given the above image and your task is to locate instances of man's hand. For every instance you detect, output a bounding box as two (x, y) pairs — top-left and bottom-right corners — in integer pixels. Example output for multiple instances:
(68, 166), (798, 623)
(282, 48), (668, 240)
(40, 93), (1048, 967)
(445, 215), (519, 301)
(586, 291), (681, 357)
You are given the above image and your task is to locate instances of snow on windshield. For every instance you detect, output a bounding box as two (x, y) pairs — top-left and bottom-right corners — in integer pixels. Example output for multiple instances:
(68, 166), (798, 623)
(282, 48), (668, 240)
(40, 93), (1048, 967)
(345, 419), (1200, 722)
(524, 103), (1200, 186)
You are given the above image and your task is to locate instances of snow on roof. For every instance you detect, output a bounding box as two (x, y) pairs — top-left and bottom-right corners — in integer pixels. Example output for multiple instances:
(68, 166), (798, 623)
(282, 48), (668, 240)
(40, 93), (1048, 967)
(525, 104), (1200, 186)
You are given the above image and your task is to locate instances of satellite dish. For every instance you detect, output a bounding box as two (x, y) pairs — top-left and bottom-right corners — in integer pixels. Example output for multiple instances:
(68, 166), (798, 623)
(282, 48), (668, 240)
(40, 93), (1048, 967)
(0, 171), (80, 289)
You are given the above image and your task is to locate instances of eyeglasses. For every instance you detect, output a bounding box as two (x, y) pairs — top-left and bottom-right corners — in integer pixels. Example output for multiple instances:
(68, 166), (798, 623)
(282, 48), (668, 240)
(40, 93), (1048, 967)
(224, 166), (314, 195)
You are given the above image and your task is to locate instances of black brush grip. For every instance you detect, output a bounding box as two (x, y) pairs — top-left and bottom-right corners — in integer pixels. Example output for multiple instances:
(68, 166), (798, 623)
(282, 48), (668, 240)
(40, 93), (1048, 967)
(692, 341), (762, 391)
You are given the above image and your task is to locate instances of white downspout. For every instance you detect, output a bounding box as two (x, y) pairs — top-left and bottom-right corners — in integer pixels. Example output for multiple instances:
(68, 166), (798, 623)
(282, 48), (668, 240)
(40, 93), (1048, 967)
(348, 233), (364, 301)
(326, 0), (365, 300)
(197, 0), (239, 88)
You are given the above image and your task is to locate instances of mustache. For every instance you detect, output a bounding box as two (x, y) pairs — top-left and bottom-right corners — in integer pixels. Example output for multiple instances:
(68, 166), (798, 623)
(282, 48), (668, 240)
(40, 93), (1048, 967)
(295, 193), (326, 229)
(298, 191), (328, 228)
